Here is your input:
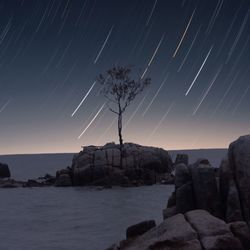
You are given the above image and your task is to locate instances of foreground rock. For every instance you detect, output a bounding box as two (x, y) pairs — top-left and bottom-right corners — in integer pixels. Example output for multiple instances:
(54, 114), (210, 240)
(56, 143), (173, 187)
(227, 135), (250, 222)
(111, 210), (249, 250)
(109, 135), (250, 250)
(163, 158), (223, 220)
(164, 135), (250, 222)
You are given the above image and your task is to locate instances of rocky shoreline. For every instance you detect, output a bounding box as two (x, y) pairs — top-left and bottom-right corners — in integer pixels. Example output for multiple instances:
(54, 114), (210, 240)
(1, 136), (250, 249)
(0, 142), (175, 188)
(106, 135), (250, 250)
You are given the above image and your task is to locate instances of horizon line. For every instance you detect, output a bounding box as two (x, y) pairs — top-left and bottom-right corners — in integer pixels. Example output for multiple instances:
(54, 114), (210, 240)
(0, 147), (228, 156)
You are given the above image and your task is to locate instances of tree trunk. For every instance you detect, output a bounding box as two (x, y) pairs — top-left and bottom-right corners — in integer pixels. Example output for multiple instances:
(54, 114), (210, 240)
(118, 104), (123, 168)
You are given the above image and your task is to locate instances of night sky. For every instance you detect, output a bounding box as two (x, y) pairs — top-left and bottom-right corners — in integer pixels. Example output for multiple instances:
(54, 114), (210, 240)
(1, 0), (250, 154)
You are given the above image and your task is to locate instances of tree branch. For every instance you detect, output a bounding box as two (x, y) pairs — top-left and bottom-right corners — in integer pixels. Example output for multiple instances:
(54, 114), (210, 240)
(104, 95), (118, 104)
(109, 107), (119, 115)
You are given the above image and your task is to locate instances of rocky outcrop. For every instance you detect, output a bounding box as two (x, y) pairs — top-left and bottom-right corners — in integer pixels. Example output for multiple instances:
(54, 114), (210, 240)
(190, 159), (222, 218)
(55, 168), (72, 187)
(229, 221), (250, 249)
(112, 210), (249, 250)
(164, 136), (250, 223)
(68, 143), (173, 186)
(118, 213), (201, 250)
(164, 158), (222, 219)
(226, 135), (250, 223)
(0, 163), (10, 178)
(185, 210), (243, 250)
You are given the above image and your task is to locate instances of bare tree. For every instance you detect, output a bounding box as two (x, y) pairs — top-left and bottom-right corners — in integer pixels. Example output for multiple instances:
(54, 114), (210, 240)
(97, 65), (151, 168)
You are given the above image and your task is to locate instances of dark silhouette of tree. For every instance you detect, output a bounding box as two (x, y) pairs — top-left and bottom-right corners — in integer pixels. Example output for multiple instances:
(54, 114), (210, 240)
(97, 65), (151, 168)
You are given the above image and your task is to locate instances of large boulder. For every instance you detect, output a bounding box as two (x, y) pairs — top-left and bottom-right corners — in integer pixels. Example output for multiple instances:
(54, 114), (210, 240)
(176, 182), (195, 213)
(120, 213), (201, 250)
(175, 163), (191, 189)
(71, 143), (172, 186)
(115, 210), (249, 250)
(229, 221), (250, 249)
(228, 135), (250, 222)
(185, 210), (243, 250)
(165, 158), (223, 219)
(164, 135), (250, 224)
(190, 159), (222, 218)
(0, 163), (10, 178)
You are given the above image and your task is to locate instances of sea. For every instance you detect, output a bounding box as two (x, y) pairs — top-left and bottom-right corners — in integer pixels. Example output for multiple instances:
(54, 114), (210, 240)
(0, 149), (226, 250)
(0, 153), (174, 250)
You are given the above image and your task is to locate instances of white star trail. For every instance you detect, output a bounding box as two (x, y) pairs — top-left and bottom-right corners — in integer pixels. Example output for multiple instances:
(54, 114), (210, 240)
(124, 93), (148, 129)
(181, 0), (187, 7)
(142, 74), (168, 116)
(215, 5), (240, 59)
(226, 9), (250, 63)
(75, 0), (87, 26)
(41, 47), (60, 75)
(232, 84), (250, 115)
(146, 0), (158, 26)
(78, 103), (106, 139)
(96, 117), (116, 144)
(206, 0), (224, 35)
(146, 102), (174, 142)
(210, 72), (239, 118)
(0, 99), (11, 113)
(94, 26), (113, 64)
(56, 39), (73, 68)
(71, 81), (96, 117)
(35, 1), (51, 33)
(173, 8), (196, 58)
(185, 45), (213, 96)
(141, 34), (164, 79)
(0, 17), (12, 44)
(192, 66), (222, 115)
(178, 26), (200, 72)
(60, 60), (78, 88)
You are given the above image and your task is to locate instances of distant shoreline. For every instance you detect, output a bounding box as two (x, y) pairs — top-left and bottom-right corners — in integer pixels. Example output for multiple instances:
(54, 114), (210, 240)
(0, 148), (227, 157)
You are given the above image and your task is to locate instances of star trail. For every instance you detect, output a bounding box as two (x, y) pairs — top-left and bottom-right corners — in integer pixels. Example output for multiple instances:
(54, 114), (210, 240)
(0, 0), (250, 154)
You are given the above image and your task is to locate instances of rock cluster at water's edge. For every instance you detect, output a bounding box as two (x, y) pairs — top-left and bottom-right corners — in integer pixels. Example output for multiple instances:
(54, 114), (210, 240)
(108, 135), (250, 250)
(164, 135), (250, 224)
(56, 142), (174, 187)
(108, 210), (250, 250)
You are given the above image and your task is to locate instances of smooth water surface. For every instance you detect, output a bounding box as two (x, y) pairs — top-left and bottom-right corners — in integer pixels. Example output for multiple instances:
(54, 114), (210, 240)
(0, 185), (173, 250)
